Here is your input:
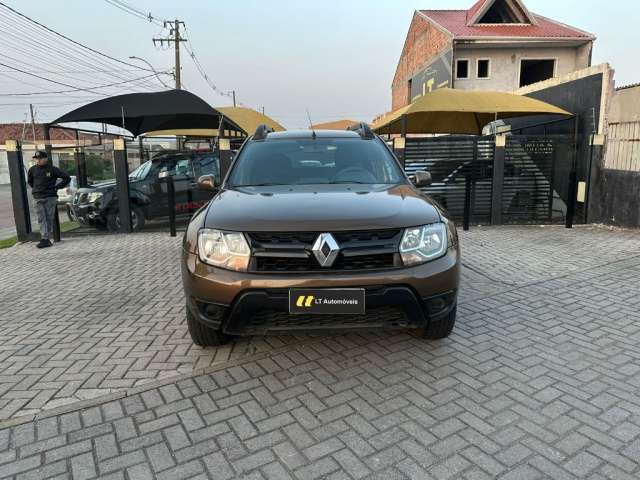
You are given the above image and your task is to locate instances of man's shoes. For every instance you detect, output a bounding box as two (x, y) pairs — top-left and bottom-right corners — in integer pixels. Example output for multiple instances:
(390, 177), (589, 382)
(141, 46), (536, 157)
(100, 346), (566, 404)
(36, 239), (52, 249)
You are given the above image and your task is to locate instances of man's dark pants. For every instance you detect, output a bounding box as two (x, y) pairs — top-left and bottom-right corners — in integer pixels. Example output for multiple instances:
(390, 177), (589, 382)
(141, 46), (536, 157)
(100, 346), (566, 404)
(35, 197), (57, 241)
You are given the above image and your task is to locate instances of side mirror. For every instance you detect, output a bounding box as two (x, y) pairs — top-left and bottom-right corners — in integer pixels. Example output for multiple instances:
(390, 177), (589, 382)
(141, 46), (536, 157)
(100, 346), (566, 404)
(197, 174), (216, 191)
(412, 170), (432, 188)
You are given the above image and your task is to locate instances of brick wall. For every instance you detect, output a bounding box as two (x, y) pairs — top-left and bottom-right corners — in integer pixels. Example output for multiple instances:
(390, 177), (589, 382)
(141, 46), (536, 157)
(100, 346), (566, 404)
(391, 12), (452, 111)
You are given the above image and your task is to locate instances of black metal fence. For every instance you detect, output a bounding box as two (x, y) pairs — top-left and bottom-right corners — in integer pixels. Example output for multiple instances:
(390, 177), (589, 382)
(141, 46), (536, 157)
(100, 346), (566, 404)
(403, 119), (578, 228)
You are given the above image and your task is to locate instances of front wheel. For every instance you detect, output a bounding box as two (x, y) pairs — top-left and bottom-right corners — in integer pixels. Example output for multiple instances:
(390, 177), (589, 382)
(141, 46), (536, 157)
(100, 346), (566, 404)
(107, 205), (145, 232)
(186, 306), (230, 347)
(416, 306), (457, 340)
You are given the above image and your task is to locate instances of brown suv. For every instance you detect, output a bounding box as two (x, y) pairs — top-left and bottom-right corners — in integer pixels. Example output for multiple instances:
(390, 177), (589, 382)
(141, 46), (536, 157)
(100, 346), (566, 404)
(181, 124), (460, 346)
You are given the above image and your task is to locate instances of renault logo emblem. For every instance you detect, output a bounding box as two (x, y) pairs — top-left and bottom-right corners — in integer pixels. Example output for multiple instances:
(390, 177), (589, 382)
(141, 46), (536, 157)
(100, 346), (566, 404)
(312, 233), (340, 267)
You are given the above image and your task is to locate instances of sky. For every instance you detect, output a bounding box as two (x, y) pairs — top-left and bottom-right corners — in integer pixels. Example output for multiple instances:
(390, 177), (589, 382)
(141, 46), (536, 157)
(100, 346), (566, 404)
(0, 0), (638, 129)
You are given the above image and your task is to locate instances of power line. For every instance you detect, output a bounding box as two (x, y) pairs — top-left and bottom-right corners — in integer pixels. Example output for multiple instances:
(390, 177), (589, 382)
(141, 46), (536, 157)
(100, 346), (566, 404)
(0, 73), (164, 96)
(0, 4), (167, 93)
(153, 20), (186, 89)
(100, 0), (245, 103)
(182, 24), (240, 104)
(0, 61), (163, 96)
(103, 0), (166, 27)
(0, 2), (159, 73)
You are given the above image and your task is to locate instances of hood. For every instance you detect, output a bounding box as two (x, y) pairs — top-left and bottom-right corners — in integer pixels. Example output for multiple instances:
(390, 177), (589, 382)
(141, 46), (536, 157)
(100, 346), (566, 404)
(77, 177), (139, 193)
(204, 184), (441, 231)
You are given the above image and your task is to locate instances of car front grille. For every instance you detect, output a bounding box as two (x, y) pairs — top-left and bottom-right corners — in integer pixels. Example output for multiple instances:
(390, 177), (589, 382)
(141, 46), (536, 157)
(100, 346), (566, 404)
(244, 306), (408, 333)
(247, 229), (402, 273)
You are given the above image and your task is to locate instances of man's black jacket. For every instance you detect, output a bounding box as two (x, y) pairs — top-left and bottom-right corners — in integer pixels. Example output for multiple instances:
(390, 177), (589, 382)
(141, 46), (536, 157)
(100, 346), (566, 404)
(27, 163), (71, 199)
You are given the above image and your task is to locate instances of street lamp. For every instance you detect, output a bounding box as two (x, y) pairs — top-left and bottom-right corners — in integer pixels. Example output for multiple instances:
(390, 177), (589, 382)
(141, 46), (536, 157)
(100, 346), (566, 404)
(128, 56), (173, 89)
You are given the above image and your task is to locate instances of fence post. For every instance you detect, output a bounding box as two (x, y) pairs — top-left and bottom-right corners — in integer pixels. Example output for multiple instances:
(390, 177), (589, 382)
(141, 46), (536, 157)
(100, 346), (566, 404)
(565, 115), (580, 229)
(218, 137), (233, 181)
(75, 130), (88, 188)
(393, 137), (406, 169)
(6, 140), (32, 242)
(165, 176), (176, 237)
(463, 174), (471, 231)
(44, 126), (61, 242)
(113, 138), (132, 232)
(463, 139), (479, 232)
(490, 134), (506, 225)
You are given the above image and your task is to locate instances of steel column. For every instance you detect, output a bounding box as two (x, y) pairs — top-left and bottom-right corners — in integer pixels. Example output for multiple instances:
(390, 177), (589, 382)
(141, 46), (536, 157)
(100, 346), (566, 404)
(75, 130), (88, 188)
(393, 137), (406, 169)
(165, 177), (176, 237)
(6, 140), (32, 241)
(490, 135), (506, 225)
(565, 115), (580, 229)
(218, 120), (233, 182)
(113, 138), (132, 232)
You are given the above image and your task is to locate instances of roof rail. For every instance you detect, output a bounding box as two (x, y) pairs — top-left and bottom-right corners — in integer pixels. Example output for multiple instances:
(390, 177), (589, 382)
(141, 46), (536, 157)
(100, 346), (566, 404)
(253, 124), (274, 141)
(347, 122), (375, 139)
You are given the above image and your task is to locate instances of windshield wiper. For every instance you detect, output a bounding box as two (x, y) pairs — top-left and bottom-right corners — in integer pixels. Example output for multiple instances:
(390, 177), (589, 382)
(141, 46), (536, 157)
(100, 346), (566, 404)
(236, 183), (289, 187)
(326, 180), (371, 185)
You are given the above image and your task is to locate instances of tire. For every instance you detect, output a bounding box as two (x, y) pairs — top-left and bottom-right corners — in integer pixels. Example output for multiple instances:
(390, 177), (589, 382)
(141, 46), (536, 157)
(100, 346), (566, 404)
(417, 306), (457, 340)
(186, 306), (230, 347)
(107, 205), (145, 232)
(66, 205), (76, 223)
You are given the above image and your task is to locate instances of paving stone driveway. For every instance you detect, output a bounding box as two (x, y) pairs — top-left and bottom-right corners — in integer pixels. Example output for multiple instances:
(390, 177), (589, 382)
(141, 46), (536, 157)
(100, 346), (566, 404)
(0, 225), (639, 479)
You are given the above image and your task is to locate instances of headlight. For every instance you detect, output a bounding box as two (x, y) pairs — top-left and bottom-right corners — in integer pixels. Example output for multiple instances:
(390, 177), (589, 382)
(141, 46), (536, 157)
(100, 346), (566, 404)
(400, 223), (448, 266)
(87, 192), (103, 204)
(198, 229), (250, 272)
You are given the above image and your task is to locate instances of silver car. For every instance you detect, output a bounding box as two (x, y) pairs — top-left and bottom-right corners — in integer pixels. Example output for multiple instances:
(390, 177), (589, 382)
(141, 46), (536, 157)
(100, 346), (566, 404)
(57, 176), (77, 204)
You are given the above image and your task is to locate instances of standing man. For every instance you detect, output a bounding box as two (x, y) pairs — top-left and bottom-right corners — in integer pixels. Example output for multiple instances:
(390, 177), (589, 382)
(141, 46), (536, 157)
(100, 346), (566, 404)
(27, 150), (71, 248)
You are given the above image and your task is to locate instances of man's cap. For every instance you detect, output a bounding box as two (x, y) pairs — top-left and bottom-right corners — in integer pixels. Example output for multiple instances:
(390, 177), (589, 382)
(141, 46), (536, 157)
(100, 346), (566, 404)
(32, 150), (48, 159)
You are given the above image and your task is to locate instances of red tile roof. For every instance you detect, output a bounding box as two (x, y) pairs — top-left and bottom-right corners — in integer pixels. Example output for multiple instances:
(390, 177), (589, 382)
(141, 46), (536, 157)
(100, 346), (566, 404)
(421, 9), (593, 39)
(466, 0), (488, 24)
(0, 124), (96, 145)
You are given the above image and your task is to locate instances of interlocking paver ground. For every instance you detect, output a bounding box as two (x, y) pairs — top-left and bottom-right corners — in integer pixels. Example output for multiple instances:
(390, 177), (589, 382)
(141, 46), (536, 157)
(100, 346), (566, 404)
(0, 225), (639, 479)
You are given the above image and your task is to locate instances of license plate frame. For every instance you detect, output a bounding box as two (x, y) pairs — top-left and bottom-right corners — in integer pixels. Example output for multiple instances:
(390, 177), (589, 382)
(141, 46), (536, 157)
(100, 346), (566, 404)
(289, 288), (366, 315)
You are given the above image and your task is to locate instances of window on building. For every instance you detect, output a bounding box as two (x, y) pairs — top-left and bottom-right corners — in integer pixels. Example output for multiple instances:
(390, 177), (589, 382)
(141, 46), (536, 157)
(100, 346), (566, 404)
(520, 59), (555, 87)
(407, 78), (412, 104)
(477, 59), (491, 79)
(456, 59), (469, 79)
(477, 0), (530, 24)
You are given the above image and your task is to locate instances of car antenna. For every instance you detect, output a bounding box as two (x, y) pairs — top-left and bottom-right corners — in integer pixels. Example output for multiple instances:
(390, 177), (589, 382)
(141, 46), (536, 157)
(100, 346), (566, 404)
(306, 108), (317, 139)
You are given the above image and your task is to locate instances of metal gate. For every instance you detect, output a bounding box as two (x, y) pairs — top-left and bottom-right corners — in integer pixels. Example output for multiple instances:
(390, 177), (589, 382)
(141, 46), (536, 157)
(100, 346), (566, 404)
(404, 136), (495, 225)
(403, 128), (576, 227)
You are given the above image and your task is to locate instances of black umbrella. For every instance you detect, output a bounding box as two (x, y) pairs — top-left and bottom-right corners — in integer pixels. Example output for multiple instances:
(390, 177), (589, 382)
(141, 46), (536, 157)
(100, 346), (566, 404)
(51, 89), (243, 136)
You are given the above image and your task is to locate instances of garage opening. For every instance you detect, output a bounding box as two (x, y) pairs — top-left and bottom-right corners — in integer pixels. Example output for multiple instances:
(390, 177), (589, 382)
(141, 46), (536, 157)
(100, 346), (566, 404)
(520, 59), (555, 87)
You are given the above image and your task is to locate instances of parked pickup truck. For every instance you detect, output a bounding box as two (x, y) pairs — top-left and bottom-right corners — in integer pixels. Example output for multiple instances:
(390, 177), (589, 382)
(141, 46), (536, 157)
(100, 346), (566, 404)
(69, 151), (220, 231)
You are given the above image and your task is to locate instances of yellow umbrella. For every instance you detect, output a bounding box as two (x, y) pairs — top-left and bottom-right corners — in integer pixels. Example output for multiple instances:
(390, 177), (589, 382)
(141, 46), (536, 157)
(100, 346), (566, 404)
(310, 119), (363, 131)
(217, 106), (285, 134)
(373, 88), (572, 135)
(371, 105), (410, 131)
(143, 128), (243, 137)
(144, 107), (285, 138)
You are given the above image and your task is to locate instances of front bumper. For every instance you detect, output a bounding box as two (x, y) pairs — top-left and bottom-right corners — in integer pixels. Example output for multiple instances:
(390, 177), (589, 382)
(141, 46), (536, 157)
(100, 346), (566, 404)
(182, 247), (460, 335)
(69, 203), (105, 226)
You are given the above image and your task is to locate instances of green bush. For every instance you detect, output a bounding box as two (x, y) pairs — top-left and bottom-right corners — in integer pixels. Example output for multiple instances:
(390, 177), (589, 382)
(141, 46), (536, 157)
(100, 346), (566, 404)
(56, 153), (115, 182)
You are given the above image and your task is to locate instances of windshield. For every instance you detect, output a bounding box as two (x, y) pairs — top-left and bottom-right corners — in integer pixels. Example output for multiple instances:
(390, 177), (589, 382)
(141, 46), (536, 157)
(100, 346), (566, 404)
(228, 138), (404, 187)
(129, 160), (151, 180)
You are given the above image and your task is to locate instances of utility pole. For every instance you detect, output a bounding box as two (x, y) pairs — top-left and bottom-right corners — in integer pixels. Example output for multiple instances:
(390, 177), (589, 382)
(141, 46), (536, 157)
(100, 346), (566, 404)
(29, 104), (37, 142)
(153, 20), (186, 89)
(232, 90), (236, 108)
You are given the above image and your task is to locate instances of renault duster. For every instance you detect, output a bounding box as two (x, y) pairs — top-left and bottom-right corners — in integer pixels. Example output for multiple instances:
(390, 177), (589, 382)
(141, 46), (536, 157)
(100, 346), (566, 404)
(181, 124), (460, 346)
